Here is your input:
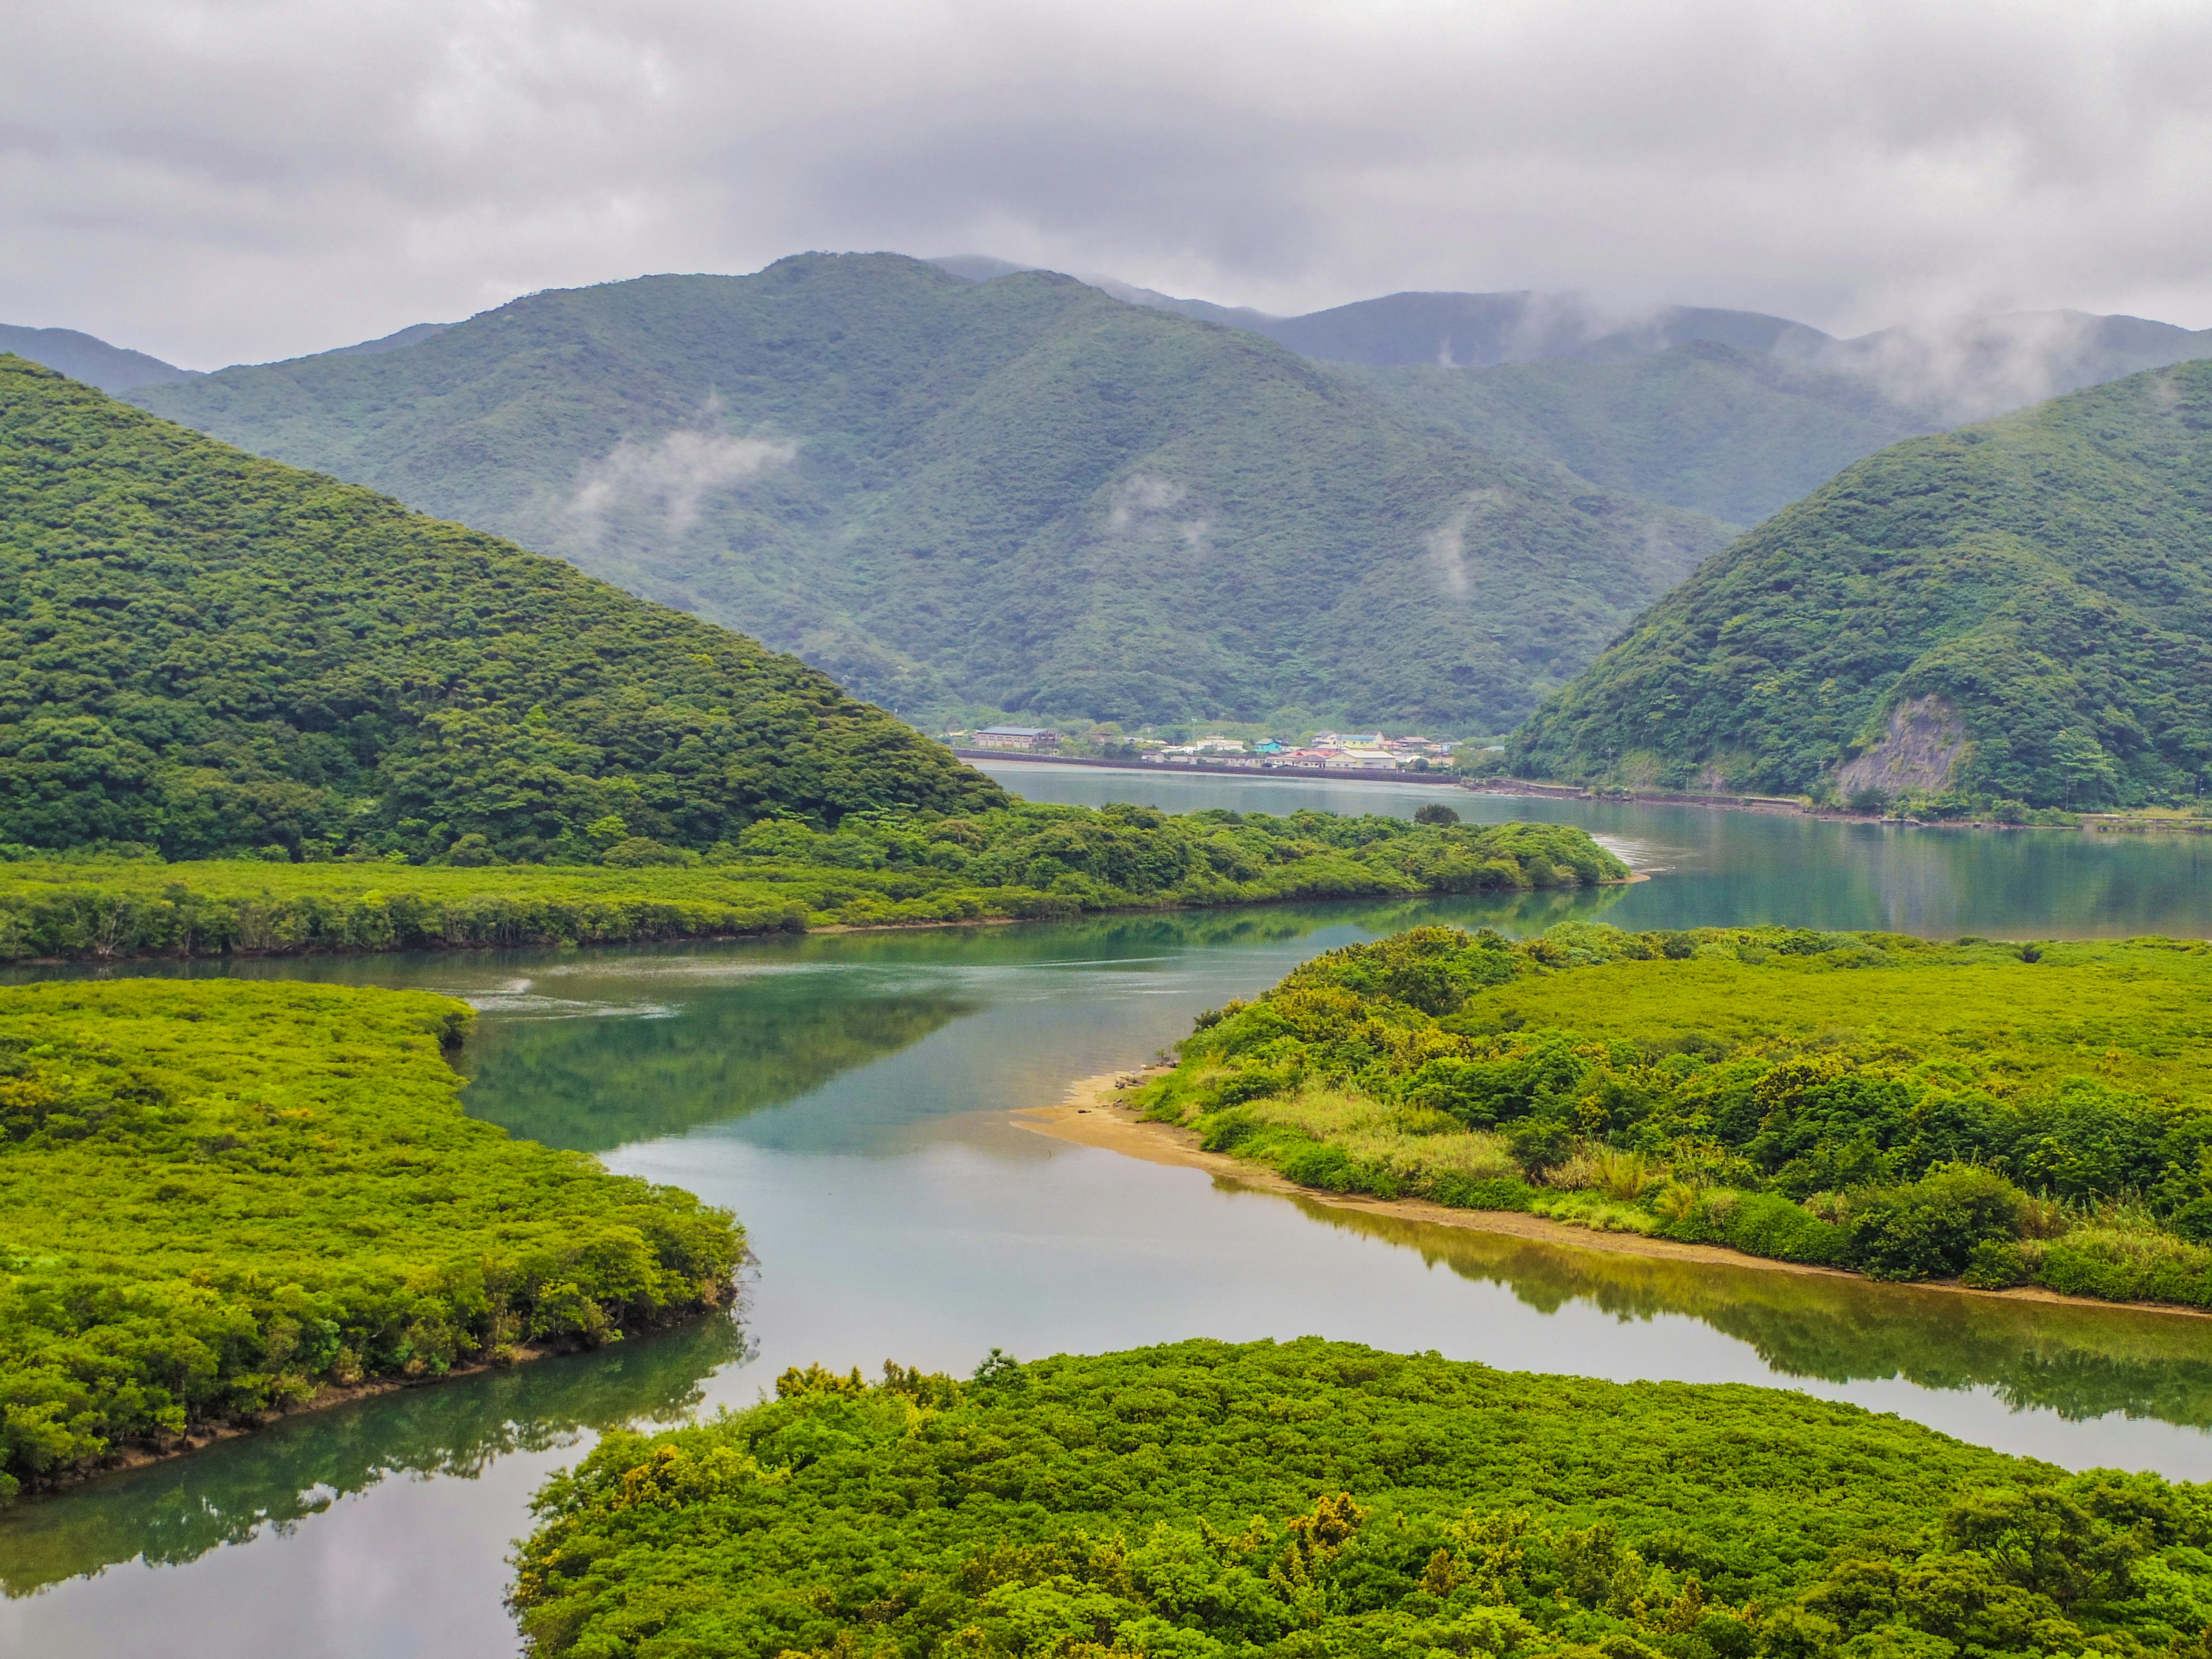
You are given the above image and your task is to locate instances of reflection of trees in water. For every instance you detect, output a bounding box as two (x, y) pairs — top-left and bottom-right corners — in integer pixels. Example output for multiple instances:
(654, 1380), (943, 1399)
(456, 886), (1622, 1153)
(0, 1313), (745, 1597)
(461, 988), (978, 1152)
(1283, 1195), (2212, 1426)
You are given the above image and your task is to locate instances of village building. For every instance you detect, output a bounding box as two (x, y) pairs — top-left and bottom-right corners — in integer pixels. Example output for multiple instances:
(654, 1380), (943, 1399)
(970, 726), (1061, 752)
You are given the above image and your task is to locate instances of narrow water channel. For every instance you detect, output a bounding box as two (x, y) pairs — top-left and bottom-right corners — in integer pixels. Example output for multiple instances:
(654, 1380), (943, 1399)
(5, 770), (2210, 1658)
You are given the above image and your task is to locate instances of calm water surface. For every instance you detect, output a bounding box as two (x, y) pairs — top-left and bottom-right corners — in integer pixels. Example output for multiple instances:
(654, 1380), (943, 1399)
(5, 767), (2211, 1658)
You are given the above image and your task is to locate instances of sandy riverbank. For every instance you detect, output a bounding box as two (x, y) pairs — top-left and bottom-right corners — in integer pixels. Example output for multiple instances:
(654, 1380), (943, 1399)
(1017, 1071), (2212, 1320)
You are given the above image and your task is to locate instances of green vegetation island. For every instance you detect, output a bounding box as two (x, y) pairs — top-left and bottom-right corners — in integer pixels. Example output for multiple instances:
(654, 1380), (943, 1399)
(0, 812), (1622, 961)
(509, 1337), (2212, 1659)
(1510, 359), (2212, 817)
(0, 979), (744, 1496)
(1131, 924), (2212, 1310)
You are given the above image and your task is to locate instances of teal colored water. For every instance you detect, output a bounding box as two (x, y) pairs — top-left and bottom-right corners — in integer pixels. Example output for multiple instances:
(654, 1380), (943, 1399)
(4, 767), (2210, 1658)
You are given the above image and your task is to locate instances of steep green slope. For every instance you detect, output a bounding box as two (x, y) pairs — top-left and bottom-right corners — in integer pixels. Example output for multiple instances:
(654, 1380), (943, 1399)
(0, 357), (1002, 860)
(132, 254), (1729, 731)
(1512, 361), (2212, 808)
(1347, 342), (1936, 525)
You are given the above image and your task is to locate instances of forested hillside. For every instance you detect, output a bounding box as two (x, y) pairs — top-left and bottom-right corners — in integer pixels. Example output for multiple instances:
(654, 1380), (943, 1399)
(0, 357), (1001, 860)
(1511, 360), (2212, 809)
(1345, 343), (1933, 525)
(132, 254), (1729, 732)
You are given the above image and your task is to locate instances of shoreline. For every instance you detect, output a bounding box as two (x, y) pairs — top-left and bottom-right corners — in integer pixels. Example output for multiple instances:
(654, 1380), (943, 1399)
(974, 755), (2212, 838)
(16, 1294), (737, 1499)
(1017, 1072), (2212, 1323)
(0, 874), (1631, 968)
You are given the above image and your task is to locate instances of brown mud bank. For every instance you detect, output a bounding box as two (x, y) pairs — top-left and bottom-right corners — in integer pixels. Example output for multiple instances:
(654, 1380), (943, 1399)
(1018, 1073), (2211, 1323)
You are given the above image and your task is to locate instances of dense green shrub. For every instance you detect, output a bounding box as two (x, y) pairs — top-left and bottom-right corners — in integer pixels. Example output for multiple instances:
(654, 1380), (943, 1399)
(1135, 924), (2212, 1304)
(0, 979), (744, 1494)
(0, 809), (1624, 960)
(509, 1338), (2212, 1659)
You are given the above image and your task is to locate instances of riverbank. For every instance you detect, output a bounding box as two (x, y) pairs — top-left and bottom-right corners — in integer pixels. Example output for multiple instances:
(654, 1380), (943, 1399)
(1022, 1073), (2212, 1322)
(1463, 776), (2212, 836)
(974, 754), (2212, 838)
(1071, 925), (2212, 1317)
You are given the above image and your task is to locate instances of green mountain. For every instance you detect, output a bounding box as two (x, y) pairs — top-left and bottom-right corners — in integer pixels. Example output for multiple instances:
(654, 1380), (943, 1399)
(1510, 359), (2212, 809)
(0, 324), (200, 394)
(0, 355), (1001, 860)
(929, 268), (2212, 523)
(131, 253), (1730, 732)
(1341, 344), (1935, 527)
(1249, 290), (1830, 368)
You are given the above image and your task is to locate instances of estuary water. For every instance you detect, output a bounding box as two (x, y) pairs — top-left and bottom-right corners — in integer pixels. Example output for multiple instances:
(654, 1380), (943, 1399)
(4, 764), (2211, 1658)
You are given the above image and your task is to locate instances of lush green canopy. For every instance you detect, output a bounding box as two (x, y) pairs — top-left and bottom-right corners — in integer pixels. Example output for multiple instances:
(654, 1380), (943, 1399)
(1510, 361), (2212, 809)
(0, 354), (1001, 861)
(510, 1338), (2212, 1659)
(1139, 924), (2212, 1305)
(0, 979), (743, 1494)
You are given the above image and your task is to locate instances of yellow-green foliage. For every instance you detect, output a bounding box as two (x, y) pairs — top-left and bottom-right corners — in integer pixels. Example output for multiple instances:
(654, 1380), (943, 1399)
(0, 980), (743, 1494)
(0, 810), (1624, 960)
(1140, 924), (2212, 1303)
(509, 1338), (2212, 1659)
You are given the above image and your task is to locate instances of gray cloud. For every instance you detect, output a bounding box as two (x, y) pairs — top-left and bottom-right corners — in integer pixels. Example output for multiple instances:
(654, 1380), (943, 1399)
(7, 1), (2212, 367)
(570, 428), (797, 537)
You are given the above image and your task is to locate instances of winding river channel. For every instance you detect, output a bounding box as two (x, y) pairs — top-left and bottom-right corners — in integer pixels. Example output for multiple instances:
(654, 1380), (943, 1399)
(6, 765), (2212, 1658)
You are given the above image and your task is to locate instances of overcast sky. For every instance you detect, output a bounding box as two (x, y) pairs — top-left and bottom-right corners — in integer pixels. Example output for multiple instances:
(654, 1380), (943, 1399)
(9, 0), (2212, 368)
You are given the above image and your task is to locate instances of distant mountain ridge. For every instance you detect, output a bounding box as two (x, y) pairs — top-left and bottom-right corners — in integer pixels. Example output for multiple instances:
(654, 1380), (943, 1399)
(927, 257), (2212, 423)
(132, 253), (1729, 733)
(1508, 359), (2212, 810)
(0, 325), (200, 394)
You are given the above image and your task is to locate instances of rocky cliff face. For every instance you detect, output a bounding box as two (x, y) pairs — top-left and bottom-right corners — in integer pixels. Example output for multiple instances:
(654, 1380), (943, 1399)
(1834, 696), (1969, 798)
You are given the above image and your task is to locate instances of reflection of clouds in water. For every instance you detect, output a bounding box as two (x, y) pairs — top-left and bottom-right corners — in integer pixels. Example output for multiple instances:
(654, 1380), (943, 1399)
(1591, 835), (1676, 873)
(443, 954), (1214, 1021)
(453, 979), (677, 1021)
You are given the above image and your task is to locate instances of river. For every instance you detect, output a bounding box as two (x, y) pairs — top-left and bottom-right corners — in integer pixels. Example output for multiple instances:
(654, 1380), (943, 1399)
(4, 765), (2210, 1657)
